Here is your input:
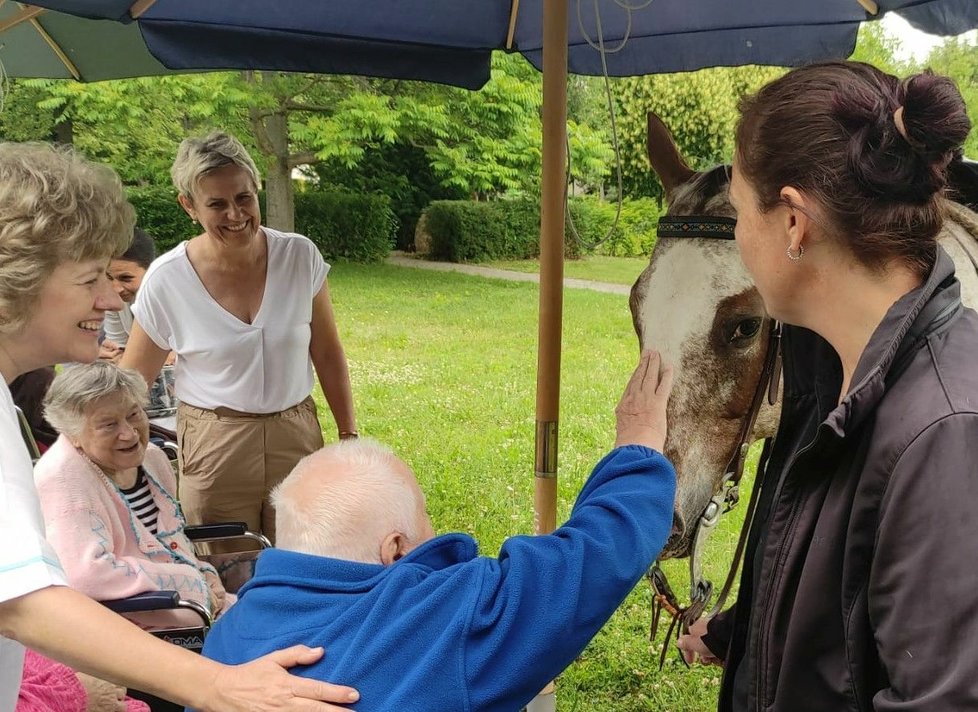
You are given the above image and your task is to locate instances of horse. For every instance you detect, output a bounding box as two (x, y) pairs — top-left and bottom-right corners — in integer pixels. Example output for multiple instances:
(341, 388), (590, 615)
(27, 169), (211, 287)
(630, 112), (978, 568)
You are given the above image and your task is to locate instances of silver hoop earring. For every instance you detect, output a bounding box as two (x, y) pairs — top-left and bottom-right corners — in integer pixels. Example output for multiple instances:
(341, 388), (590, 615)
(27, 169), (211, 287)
(786, 244), (804, 261)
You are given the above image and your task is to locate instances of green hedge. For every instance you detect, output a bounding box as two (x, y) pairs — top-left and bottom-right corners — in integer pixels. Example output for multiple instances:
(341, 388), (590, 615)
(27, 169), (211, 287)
(423, 199), (543, 263)
(566, 197), (664, 257)
(125, 186), (197, 254)
(125, 186), (395, 263)
(419, 196), (663, 263)
(295, 191), (396, 263)
(423, 199), (581, 262)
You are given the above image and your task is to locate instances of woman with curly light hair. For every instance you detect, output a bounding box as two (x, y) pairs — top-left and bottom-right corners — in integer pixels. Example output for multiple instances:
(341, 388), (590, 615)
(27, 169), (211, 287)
(0, 141), (358, 712)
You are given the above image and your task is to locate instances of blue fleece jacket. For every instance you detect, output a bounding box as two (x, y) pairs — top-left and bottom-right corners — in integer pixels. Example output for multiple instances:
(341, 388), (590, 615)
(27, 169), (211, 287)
(199, 445), (675, 712)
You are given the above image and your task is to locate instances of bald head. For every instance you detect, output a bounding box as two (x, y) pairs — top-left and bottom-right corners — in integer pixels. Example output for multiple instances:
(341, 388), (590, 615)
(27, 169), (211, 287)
(272, 439), (435, 564)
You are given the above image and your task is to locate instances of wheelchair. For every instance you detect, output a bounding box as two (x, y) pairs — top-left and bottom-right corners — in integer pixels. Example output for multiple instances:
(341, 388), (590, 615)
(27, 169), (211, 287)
(102, 522), (271, 712)
(108, 407), (269, 711)
(17, 406), (270, 711)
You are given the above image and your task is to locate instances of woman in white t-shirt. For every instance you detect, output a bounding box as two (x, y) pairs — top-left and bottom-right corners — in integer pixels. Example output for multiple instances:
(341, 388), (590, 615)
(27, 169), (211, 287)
(121, 132), (357, 548)
(0, 141), (358, 712)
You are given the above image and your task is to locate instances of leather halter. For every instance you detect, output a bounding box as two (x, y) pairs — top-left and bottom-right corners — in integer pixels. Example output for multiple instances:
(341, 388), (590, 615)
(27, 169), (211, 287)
(646, 214), (783, 668)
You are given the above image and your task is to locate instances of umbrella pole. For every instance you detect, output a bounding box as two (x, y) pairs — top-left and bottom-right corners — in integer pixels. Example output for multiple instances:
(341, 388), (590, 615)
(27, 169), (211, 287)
(528, 0), (566, 709)
(534, 0), (566, 541)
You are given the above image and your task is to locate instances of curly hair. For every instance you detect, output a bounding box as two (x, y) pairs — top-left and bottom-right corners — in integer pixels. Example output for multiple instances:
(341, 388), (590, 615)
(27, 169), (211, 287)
(0, 142), (135, 334)
(43, 361), (149, 440)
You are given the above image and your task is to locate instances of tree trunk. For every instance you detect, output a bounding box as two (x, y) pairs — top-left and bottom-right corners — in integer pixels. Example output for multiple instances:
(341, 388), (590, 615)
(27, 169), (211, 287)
(53, 113), (73, 146)
(263, 112), (294, 232)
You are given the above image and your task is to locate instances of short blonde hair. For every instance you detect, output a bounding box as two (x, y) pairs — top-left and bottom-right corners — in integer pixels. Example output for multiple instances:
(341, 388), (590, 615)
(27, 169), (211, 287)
(44, 361), (149, 439)
(0, 142), (134, 334)
(170, 131), (261, 201)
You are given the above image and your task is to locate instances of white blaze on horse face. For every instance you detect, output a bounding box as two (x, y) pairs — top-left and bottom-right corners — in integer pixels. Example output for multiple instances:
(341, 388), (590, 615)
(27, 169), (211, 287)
(632, 238), (758, 556)
(636, 239), (754, 369)
(639, 238), (734, 358)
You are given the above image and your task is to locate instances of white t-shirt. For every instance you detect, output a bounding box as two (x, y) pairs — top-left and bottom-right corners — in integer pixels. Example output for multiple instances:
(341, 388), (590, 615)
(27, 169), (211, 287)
(0, 379), (67, 711)
(133, 228), (329, 413)
(103, 302), (134, 348)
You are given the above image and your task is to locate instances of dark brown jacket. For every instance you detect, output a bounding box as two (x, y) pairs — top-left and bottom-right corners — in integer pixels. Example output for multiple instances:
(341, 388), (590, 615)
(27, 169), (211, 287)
(709, 247), (978, 711)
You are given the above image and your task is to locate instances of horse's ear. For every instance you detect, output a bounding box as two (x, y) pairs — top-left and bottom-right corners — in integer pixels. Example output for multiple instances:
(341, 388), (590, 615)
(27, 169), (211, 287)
(648, 112), (696, 200)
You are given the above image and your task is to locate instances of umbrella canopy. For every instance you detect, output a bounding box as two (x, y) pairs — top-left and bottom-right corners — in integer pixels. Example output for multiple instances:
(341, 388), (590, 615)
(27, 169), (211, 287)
(0, 4), (166, 80)
(5, 1), (978, 86)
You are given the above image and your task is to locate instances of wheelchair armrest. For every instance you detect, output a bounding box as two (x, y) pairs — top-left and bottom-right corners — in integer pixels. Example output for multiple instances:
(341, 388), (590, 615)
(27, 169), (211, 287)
(185, 522), (272, 549)
(102, 590), (181, 613)
(148, 437), (178, 460)
(101, 591), (212, 628)
(185, 523), (248, 539)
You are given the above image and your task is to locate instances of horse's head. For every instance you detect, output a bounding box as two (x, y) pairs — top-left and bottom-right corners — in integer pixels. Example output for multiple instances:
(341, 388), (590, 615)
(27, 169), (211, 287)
(630, 113), (780, 559)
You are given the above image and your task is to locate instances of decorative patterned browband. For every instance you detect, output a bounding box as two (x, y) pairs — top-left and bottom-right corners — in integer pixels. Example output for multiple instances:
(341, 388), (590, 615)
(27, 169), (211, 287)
(656, 214), (736, 239)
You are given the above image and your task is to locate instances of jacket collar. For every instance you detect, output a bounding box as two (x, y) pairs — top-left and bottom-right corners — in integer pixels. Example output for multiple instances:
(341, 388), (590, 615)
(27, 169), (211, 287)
(243, 533), (479, 594)
(783, 247), (959, 437)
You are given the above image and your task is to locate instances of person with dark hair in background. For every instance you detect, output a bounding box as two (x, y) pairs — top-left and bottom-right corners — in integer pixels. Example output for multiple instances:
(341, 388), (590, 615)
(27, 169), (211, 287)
(9, 367), (57, 452)
(99, 228), (157, 361)
(676, 62), (978, 711)
(98, 228), (178, 430)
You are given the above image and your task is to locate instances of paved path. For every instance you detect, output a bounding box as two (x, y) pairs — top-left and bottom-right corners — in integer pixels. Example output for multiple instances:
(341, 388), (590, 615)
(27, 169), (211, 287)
(386, 252), (631, 295)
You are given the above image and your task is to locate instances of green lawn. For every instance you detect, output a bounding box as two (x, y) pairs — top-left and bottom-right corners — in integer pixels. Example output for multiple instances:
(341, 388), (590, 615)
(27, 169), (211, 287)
(483, 255), (650, 286)
(315, 262), (753, 712)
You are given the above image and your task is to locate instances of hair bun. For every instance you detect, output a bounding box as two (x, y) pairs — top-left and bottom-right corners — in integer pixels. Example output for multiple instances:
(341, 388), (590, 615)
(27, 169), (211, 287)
(901, 71), (971, 159)
(841, 70), (970, 203)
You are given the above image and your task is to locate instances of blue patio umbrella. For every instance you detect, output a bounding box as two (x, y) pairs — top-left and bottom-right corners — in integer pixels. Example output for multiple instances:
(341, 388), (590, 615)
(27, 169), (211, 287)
(3, 1), (977, 86)
(0, 0), (978, 89)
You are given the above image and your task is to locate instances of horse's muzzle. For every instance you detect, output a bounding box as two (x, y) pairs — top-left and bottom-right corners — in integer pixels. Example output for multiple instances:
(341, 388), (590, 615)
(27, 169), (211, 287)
(659, 512), (692, 559)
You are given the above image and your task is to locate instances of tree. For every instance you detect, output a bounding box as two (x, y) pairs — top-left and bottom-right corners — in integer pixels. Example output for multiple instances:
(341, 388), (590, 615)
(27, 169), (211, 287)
(291, 54), (613, 201)
(612, 65), (785, 199)
(610, 22), (912, 200)
(0, 80), (61, 143)
(0, 55), (617, 229)
(849, 21), (912, 76)
(922, 36), (978, 158)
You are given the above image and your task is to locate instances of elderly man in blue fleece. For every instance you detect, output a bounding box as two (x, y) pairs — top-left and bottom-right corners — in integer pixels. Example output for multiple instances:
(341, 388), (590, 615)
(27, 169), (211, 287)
(199, 350), (676, 712)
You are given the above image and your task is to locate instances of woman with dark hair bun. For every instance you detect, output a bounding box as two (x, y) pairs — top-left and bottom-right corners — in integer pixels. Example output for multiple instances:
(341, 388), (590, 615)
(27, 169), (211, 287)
(676, 62), (978, 710)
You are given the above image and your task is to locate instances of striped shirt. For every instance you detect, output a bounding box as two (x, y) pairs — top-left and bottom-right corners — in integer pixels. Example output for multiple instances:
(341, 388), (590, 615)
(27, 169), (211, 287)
(119, 466), (159, 534)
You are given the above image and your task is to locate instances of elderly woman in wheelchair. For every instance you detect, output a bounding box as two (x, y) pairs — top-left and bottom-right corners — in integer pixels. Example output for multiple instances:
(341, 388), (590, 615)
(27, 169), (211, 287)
(33, 361), (233, 629)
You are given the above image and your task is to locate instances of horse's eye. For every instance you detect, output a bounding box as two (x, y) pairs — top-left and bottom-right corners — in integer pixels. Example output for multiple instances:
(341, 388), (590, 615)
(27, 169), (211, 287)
(731, 317), (762, 343)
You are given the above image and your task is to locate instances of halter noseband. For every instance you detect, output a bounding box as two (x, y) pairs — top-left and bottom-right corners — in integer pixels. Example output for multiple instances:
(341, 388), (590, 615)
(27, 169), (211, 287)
(646, 214), (782, 669)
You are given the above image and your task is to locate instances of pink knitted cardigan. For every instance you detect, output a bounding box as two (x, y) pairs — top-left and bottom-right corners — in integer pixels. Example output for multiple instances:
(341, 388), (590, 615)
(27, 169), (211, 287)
(17, 649), (148, 712)
(33, 436), (233, 629)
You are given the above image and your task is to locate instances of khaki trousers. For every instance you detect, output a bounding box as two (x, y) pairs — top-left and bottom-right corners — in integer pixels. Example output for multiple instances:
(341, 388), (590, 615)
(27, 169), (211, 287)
(176, 396), (324, 551)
